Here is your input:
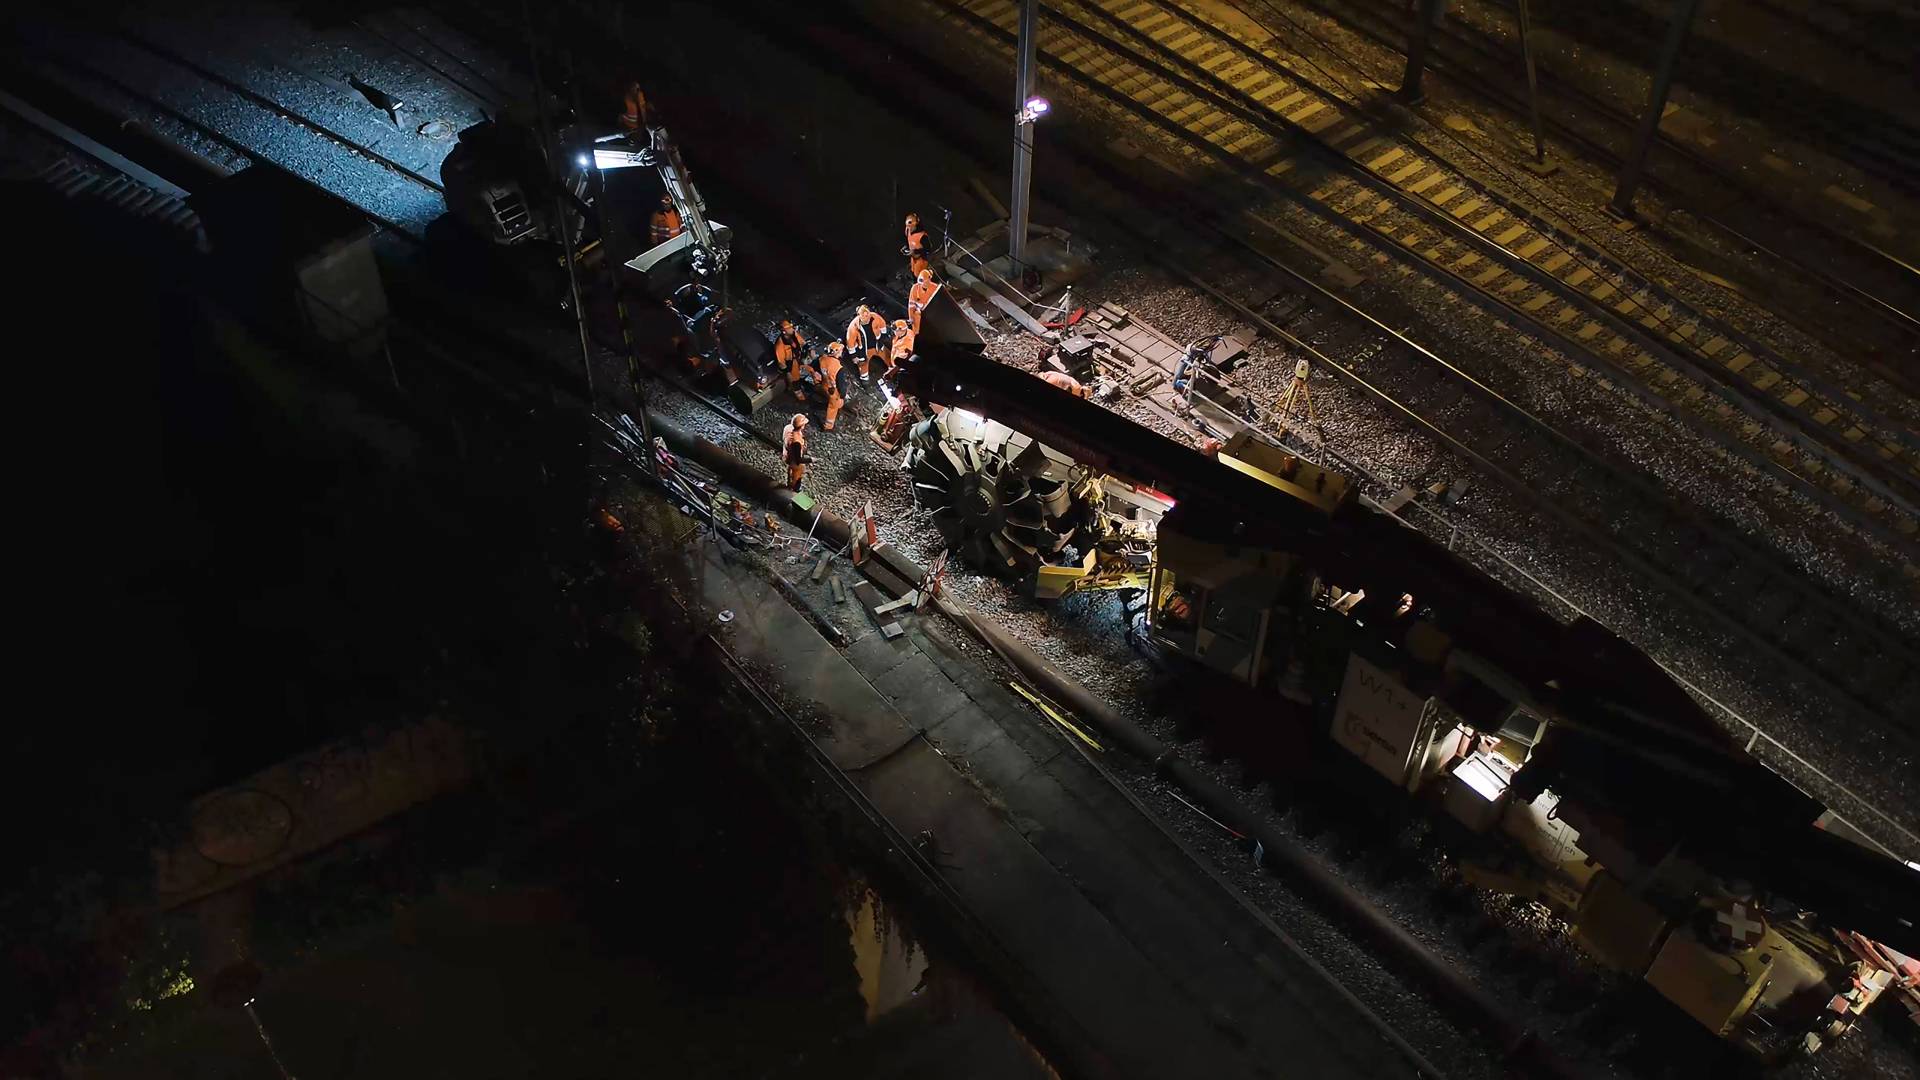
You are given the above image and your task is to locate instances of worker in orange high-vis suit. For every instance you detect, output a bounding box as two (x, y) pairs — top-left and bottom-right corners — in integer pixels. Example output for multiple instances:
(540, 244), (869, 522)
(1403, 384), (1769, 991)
(618, 83), (653, 133)
(886, 319), (915, 372)
(774, 319), (810, 400)
(1039, 370), (1091, 399)
(817, 342), (847, 430)
(782, 414), (812, 489)
(903, 213), (931, 279)
(649, 193), (683, 247)
(906, 269), (939, 334)
(845, 303), (888, 381)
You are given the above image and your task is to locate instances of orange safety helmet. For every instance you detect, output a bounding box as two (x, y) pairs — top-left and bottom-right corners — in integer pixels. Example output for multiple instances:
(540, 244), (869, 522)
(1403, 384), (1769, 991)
(916, 269), (935, 285)
(905, 212), (921, 228)
(891, 319), (910, 334)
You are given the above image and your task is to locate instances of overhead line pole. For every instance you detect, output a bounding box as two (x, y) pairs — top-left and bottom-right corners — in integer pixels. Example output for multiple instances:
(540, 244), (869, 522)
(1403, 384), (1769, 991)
(1397, 0), (1446, 105)
(1010, 0), (1038, 270)
(1610, 0), (1702, 217)
(523, 0), (595, 405)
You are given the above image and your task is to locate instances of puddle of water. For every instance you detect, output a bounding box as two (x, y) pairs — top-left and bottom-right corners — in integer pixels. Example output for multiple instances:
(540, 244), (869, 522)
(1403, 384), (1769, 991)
(846, 881), (930, 1024)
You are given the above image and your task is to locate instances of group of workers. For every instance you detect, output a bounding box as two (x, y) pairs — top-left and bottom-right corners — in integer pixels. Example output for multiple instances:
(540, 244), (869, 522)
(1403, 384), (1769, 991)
(775, 213), (950, 490)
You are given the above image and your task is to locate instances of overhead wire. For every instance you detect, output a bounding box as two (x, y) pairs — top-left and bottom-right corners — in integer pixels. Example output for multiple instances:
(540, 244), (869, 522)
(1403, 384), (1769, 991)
(1210, 0), (1746, 367)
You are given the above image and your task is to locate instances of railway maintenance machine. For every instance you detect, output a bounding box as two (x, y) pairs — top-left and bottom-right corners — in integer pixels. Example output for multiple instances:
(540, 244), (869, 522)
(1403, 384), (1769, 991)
(439, 99), (732, 306)
(894, 304), (1920, 1060)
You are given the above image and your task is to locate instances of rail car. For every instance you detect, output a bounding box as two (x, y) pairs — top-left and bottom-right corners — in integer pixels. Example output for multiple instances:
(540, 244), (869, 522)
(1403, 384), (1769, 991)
(893, 299), (1920, 1059)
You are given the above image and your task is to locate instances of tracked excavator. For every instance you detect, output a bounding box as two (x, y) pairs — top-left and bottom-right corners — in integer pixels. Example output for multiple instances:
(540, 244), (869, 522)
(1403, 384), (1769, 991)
(894, 286), (1920, 1060)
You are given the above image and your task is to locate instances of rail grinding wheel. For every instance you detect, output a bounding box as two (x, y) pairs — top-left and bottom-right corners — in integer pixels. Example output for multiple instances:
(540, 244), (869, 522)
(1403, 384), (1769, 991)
(908, 427), (1075, 577)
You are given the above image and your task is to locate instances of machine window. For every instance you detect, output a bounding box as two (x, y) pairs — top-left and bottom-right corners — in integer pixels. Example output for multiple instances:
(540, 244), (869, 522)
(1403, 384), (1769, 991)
(1203, 593), (1260, 642)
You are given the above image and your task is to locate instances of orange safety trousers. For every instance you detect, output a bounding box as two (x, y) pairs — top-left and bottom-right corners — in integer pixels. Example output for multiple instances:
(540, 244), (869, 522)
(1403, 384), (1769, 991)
(776, 335), (808, 396)
(819, 354), (844, 429)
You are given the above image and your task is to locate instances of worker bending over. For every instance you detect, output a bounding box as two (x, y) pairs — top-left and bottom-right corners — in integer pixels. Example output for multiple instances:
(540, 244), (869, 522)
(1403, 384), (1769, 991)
(907, 270), (939, 334)
(817, 342), (847, 431)
(886, 320), (916, 371)
(775, 319), (810, 401)
(1038, 369), (1091, 399)
(782, 414), (812, 489)
(903, 213), (931, 279)
(845, 303), (888, 381)
(649, 193), (683, 247)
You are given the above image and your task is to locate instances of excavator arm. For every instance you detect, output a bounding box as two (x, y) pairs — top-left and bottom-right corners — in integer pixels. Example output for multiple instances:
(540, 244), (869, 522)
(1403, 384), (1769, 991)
(592, 126), (729, 273)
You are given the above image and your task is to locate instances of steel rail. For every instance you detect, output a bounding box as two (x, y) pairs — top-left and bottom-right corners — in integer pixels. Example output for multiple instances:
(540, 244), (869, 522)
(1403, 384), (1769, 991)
(1471, 0), (1920, 195)
(1270, 0), (1920, 371)
(878, 0), (1920, 775)
(924, 0), (1920, 588)
(110, 29), (449, 196)
(982, 0), (1920, 556)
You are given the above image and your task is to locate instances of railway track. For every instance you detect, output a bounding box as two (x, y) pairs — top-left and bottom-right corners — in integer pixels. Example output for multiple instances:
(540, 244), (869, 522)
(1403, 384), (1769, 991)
(21, 11), (1919, 1071)
(827, 0), (1920, 846)
(1747, 0), (1920, 75)
(925, 0), (1920, 572)
(16, 35), (444, 239)
(104, 28), (450, 197)
(1474, 0), (1920, 200)
(12, 11), (799, 457)
(1260, 0), (1920, 395)
(18, 51), (1915, 1077)
(18, 0), (1913, 856)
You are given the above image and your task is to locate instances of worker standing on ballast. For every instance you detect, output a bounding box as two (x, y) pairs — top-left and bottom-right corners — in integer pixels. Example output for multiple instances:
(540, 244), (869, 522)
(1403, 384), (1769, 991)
(649, 193), (683, 247)
(845, 303), (888, 381)
(782, 414), (812, 490)
(775, 319), (810, 401)
(907, 270), (939, 334)
(903, 213), (931, 279)
(818, 342), (847, 431)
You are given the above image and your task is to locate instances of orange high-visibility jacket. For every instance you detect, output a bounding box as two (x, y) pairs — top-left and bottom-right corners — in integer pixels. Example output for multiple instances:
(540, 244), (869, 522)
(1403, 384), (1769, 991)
(907, 279), (939, 313)
(1040, 370), (1090, 398)
(774, 327), (806, 367)
(889, 325), (916, 363)
(818, 348), (844, 394)
(650, 207), (683, 246)
(845, 309), (887, 354)
(620, 85), (649, 132)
